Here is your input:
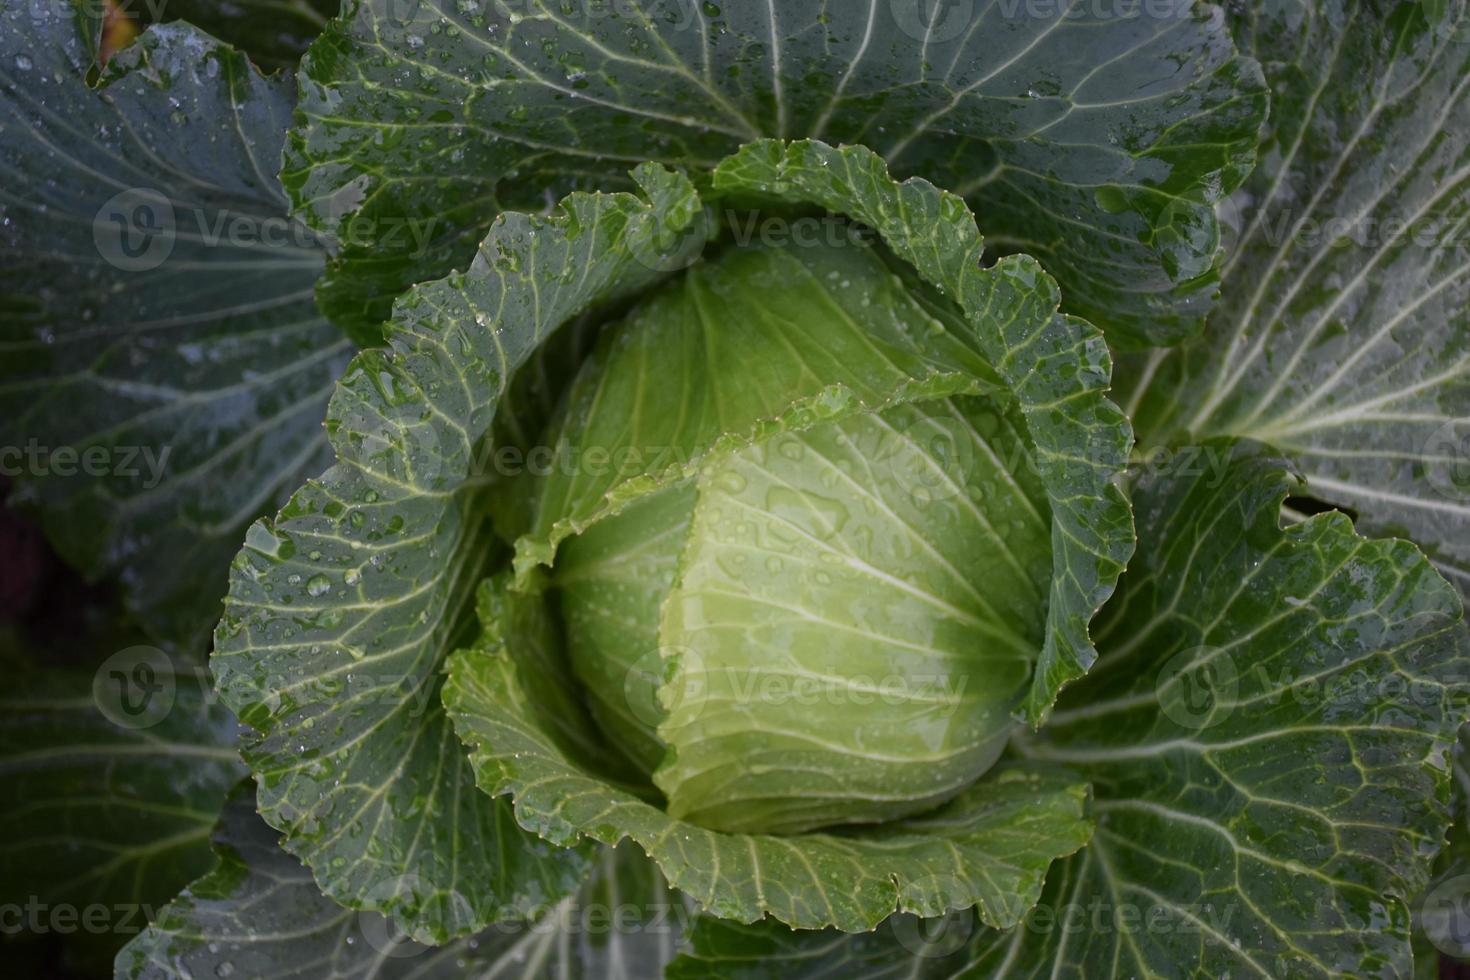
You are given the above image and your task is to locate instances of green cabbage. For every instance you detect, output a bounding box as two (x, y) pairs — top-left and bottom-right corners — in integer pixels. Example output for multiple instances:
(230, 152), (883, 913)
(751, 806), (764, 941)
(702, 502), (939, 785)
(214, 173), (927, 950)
(5, 2), (1470, 977)
(534, 239), (1049, 833)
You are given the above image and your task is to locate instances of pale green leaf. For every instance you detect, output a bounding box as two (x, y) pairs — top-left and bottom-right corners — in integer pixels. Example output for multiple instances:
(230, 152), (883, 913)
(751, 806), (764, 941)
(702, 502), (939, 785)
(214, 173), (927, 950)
(654, 401), (1049, 834)
(708, 140), (1132, 722)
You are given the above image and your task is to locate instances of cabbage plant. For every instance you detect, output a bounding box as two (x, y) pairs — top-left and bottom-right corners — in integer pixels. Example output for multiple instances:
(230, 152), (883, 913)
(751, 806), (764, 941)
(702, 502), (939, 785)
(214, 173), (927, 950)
(2, 1), (1470, 978)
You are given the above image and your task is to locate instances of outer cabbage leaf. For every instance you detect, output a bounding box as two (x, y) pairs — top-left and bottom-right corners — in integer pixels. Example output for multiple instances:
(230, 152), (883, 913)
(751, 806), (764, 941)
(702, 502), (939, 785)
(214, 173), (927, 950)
(210, 163), (709, 939)
(0, 663), (245, 973)
(285, 0), (1266, 345)
(0, 1), (351, 652)
(444, 572), (1092, 933)
(667, 443), (1470, 977)
(116, 783), (688, 980)
(1117, 0), (1470, 602)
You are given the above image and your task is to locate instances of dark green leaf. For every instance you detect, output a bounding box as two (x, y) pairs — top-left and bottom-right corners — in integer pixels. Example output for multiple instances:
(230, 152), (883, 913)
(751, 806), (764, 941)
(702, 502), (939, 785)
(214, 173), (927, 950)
(1118, 0), (1470, 603)
(0, 2), (351, 652)
(0, 658), (245, 973)
(286, 0), (1266, 345)
(990, 444), (1469, 977)
(116, 784), (688, 979)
